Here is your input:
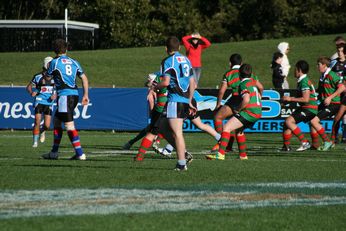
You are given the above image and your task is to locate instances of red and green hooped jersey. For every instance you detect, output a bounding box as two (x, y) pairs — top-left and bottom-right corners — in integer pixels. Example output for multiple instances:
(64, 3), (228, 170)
(238, 78), (262, 123)
(222, 65), (240, 96)
(222, 66), (260, 97)
(297, 74), (318, 114)
(154, 75), (168, 113)
(317, 70), (343, 104)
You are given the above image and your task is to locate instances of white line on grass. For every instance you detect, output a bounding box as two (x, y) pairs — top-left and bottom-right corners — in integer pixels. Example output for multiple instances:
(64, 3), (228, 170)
(0, 182), (345, 219)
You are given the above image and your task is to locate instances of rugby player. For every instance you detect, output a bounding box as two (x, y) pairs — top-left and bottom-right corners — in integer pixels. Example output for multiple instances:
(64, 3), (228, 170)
(26, 56), (55, 148)
(281, 60), (317, 152)
(206, 64), (262, 160)
(42, 39), (89, 160)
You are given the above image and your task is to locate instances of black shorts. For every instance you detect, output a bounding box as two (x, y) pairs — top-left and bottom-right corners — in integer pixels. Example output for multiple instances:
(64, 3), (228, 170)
(234, 113), (255, 129)
(317, 104), (340, 120)
(35, 104), (52, 116)
(291, 108), (316, 124)
(148, 110), (163, 135)
(224, 95), (242, 111)
(341, 95), (346, 106)
(187, 98), (199, 120)
(166, 102), (190, 119)
(55, 95), (79, 122)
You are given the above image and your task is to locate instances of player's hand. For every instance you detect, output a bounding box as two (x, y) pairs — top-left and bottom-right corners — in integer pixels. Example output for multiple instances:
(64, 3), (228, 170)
(189, 103), (197, 116)
(214, 103), (221, 111)
(283, 96), (290, 102)
(31, 92), (37, 97)
(324, 97), (331, 106)
(82, 96), (89, 106)
(51, 94), (57, 100)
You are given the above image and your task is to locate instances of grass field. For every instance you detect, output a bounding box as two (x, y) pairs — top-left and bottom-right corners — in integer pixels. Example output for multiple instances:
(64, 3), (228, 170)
(0, 33), (345, 89)
(1, 33), (346, 230)
(0, 130), (345, 230)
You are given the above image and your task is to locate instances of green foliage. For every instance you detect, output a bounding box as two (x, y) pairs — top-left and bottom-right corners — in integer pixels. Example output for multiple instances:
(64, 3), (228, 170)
(1, 0), (346, 48)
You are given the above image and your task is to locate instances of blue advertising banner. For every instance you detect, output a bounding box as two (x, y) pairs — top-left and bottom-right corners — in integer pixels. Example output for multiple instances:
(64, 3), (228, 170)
(0, 87), (334, 132)
(192, 89), (333, 133)
(0, 87), (149, 130)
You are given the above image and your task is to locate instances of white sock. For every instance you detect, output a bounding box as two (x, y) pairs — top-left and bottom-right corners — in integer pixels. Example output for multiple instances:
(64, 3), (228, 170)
(215, 133), (221, 141)
(165, 144), (174, 152)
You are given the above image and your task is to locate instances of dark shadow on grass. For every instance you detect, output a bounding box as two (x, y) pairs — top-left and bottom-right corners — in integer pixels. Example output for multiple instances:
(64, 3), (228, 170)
(13, 163), (110, 169)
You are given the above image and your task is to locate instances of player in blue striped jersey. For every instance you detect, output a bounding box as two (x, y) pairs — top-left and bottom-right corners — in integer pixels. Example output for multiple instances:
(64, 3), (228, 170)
(153, 36), (196, 171)
(42, 39), (89, 161)
(26, 56), (55, 148)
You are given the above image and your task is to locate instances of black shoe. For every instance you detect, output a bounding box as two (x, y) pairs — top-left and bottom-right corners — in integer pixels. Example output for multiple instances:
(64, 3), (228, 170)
(280, 145), (292, 152)
(310, 146), (318, 150)
(185, 151), (193, 164)
(174, 163), (187, 171)
(341, 138), (346, 143)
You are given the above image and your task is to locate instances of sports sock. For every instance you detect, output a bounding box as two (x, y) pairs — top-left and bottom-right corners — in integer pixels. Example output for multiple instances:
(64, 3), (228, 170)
(343, 123), (346, 140)
(236, 133), (247, 158)
(331, 121), (340, 142)
(129, 128), (147, 145)
(283, 132), (292, 146)
(310, 131), (319, 148)
(214, 120), (223, 133)
(165, 144), (174, 152)
(292, 127), (307, 143)
(178, 159), (186, 166)
(317, 127), (330, 142)
(214, 133), (221, 141)
(218, 131), (231, 155)
(51, 127), (63, 153)
(227, 131), (235, 150)
(67, 130), (84, 156)
(136, 137), (152, 160)
(33, 128), (40, 143)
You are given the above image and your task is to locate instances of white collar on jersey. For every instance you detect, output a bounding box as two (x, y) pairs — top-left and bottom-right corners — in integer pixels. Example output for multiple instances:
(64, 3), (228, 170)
(297, 74), (307, 83)
(232, 65), (241, 69)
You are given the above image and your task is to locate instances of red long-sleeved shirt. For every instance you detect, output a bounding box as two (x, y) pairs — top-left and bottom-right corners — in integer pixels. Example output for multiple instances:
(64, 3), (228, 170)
(182, 35), (211, 68)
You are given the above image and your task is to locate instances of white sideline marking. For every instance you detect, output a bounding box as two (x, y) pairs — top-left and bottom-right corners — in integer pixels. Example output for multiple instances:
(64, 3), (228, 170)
(0, 182), (345, 219)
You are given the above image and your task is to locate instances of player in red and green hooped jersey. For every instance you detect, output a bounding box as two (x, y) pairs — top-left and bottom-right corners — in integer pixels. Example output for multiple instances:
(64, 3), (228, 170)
(212, 54), (263, 153)
(310, 56), (346, 151)
(281, 60), (318, 152)
(134, 73), (168, 161)
(206, 64), (262, 160)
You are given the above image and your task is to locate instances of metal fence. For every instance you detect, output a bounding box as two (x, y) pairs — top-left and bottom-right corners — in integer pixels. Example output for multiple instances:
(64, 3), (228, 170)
(0, 20), (99, 52)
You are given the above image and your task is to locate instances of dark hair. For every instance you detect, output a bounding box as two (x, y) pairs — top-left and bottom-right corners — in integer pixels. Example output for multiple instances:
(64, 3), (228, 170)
(273, 51), (283, 61)
(295, 60), (309, 74)
(239, 63), (252, 79)
(166, 36), (180, 53)
(53, 39), (68, 55)
(229, 53), (242, 66)
(334, 35), (345, 43)
(317, 56), (330, 66)
(271, 51), (283, 67)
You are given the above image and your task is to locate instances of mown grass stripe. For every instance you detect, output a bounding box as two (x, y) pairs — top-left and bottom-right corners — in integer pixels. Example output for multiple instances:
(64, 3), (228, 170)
(0, 182), (345, 219)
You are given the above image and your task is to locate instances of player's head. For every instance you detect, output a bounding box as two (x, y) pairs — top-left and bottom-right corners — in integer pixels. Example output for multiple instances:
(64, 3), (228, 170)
(317, 56), (330, 73)
(166, 36), (180, 53)
(43, 56), (53, 71)
(229, 53), (242, 67)
(53, 39), (68, 55)
(239, 64), (252, 79)
(295, 60), (309, 77)
(334, 36), (345, 48)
